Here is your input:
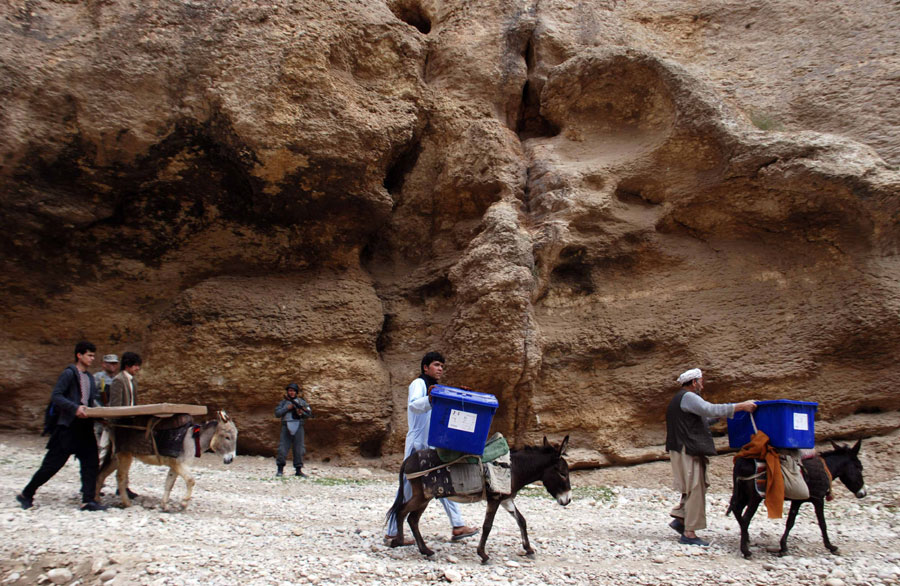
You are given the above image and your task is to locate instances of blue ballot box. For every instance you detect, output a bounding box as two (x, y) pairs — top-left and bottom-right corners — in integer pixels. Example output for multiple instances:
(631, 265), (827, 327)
(728, 399), (818, 449)
(428, 385), (499, 455)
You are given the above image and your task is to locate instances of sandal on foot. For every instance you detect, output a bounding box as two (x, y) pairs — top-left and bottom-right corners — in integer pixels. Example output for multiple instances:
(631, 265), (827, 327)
(451, 526), (479, 541)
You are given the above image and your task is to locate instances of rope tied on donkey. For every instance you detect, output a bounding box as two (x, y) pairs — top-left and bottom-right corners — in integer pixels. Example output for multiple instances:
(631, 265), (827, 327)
(192, 424), (203, 457)
(733, 429), (784, 518)
(405, 454), (476, 480)
(404, 434), (512, 501)
(733, 414), (824, 518)
(107, 414), (195, 460)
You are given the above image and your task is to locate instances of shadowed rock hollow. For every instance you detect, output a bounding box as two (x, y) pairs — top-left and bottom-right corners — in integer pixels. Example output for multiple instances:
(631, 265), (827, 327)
(1, 0), (898, 463)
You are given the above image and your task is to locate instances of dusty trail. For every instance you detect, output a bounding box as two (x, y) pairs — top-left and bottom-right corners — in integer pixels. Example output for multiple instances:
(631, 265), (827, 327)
(1, 431), (898, 585)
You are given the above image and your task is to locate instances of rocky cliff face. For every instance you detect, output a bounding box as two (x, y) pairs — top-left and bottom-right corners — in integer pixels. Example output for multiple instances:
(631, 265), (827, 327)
(2, 0), (898, 463)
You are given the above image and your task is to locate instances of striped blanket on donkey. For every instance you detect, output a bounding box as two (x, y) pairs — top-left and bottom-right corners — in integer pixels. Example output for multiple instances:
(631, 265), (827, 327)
(409, 433), (511, 502)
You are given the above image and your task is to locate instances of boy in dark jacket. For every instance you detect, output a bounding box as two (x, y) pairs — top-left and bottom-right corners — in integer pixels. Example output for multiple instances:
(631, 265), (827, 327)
(16, 341), (107, 511)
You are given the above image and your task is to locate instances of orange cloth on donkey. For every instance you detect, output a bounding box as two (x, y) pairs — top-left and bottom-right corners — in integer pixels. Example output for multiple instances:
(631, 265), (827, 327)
(734, 430), (784, 518)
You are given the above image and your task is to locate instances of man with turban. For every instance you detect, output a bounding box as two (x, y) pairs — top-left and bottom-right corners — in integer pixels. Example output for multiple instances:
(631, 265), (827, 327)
(666, 368), (757, 546)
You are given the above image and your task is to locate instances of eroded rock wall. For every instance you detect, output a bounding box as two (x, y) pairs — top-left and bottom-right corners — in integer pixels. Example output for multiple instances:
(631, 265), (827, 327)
(1, 0), (898, 462)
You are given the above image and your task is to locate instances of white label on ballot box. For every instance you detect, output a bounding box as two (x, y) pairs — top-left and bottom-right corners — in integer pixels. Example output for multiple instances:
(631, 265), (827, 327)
(448, 409), (477, 433)
(793, 412), (809, 431)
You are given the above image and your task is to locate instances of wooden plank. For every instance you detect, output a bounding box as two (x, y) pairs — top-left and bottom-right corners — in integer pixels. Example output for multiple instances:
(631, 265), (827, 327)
(84, 403), (208, 418)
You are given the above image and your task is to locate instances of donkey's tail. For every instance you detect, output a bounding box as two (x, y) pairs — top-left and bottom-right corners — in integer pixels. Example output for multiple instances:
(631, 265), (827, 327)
(99, 444), (115, 473)
(726, 466), (738, 516)
(384, 456), (409, 530)
(727, 457), (755, 516)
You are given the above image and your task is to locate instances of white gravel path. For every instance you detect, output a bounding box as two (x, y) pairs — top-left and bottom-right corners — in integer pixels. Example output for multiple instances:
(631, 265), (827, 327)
(1, 432), (898, 586)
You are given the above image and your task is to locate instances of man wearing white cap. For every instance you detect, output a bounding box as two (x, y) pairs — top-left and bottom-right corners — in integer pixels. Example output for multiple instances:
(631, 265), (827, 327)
(666, 368), (756, 546)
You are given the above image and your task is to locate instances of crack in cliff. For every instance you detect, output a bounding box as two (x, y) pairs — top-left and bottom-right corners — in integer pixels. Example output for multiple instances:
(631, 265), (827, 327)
(511, 309), (537, 447)
(375, 313), (394, 355)
(521, 161), (534, 214)
(386, 0), (433, 81)
(514, 31), (559, 141)
(382, 135), (423, 204)
(387, 0), (432, 35)
(509, 8), (548, 445)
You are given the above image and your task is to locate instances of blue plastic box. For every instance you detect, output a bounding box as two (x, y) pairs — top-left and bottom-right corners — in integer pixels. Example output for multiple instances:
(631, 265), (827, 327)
(428, 385), (499, 455)
(727, 399), (818, 449)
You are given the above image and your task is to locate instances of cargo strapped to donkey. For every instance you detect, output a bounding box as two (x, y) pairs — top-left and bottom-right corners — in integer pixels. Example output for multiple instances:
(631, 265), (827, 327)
(406, 433), (512, 499)
(85, 404), (208, 460)
(435, 433), (510, 464)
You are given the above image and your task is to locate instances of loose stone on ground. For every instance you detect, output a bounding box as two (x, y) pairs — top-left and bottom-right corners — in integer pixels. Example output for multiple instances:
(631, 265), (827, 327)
(0, 432), (898, 585)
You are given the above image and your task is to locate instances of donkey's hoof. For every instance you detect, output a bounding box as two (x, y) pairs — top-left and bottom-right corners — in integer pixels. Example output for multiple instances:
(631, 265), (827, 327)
(828, 547), (840, 555)
(742, 552), (752, 559)
(479, 557), (490, 566)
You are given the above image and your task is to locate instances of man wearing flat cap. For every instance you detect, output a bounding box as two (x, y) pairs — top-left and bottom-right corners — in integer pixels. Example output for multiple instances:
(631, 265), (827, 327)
(98, 351), (143, 498)
(666, 368), (756, 546)
(93, 354), (119, 406)
(92, 354), (118, 467)
(274, 383), (312, 477)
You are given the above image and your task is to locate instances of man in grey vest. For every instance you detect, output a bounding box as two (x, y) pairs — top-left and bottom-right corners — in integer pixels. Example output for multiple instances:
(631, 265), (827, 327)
(665, 368), (756, 546)
(274, 383), (312, 477)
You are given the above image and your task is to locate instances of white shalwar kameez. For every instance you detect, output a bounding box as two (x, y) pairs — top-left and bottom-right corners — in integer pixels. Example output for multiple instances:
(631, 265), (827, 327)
(386, 377), (465, 536)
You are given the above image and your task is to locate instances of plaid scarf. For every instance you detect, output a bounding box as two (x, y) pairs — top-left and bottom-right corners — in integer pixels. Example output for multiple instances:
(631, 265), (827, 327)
(78, 371), (91, 406)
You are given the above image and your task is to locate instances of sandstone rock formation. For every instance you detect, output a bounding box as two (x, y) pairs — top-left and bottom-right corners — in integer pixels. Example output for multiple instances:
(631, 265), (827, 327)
(1, 0), (898, 463)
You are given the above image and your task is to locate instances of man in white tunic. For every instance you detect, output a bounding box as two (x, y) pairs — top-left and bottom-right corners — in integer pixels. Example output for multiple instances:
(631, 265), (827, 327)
(666, 368), (756, 546)
(384, 351), (479, 545)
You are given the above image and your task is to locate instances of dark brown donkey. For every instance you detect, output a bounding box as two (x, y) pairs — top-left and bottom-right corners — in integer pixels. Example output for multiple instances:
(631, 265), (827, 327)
(728, 440), (867, 558)
(386, 436), (571, 563)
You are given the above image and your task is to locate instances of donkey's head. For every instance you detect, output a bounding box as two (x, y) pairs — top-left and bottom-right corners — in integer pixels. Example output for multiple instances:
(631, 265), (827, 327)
(828, 439), (866, 498)
(540, 435), (571, 507)
(209, 410), (238, 464)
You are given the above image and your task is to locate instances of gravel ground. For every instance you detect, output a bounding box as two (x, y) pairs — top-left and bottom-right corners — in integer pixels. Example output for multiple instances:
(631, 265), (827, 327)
(1, 431), (899, 586)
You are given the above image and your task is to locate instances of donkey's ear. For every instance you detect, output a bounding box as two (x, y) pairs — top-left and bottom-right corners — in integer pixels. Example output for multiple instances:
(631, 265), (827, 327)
(218, 410), (231, 423)
(558, 435), (569, 456)
(830, 440), (841, 451)
(851, 439), (861, 455)
(543, 436), (551, 449)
